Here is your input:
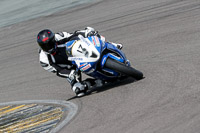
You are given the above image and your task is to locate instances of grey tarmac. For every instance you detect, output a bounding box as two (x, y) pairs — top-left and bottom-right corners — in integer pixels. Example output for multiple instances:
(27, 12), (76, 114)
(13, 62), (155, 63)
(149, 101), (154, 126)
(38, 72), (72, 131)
(0, 0), (200, 133)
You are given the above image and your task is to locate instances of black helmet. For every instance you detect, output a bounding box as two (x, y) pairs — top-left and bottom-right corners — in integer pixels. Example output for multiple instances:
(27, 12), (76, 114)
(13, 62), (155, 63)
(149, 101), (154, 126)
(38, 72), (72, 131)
(37, 29), (56, 53)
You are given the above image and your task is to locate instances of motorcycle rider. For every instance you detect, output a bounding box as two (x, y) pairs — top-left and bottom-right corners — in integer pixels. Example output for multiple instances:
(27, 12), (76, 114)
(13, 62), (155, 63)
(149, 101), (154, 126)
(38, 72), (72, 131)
(37, 27), (123, 97)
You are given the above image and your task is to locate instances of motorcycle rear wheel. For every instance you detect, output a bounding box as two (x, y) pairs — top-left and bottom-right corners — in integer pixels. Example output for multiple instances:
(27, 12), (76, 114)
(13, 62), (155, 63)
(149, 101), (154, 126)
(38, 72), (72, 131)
(105, 58), (143, 80)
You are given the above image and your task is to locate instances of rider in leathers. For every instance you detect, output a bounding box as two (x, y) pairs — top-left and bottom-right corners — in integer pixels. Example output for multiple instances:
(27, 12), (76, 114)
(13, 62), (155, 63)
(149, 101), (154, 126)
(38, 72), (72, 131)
(37, 27), (122, 97)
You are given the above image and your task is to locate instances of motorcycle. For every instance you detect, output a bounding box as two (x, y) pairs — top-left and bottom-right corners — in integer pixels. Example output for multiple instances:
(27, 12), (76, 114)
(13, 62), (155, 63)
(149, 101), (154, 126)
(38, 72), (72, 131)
(65, 35), (143, 83)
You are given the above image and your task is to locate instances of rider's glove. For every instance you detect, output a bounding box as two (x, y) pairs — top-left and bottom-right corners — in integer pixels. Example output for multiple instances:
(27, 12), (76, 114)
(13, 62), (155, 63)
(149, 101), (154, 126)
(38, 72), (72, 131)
(85, 27), (98, 37)
(85, 27), (95, 32)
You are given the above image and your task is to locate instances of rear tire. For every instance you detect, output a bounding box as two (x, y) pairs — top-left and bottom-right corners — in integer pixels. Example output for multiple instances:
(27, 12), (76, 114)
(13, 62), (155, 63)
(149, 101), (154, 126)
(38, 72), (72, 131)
(105, 58), (143, 80)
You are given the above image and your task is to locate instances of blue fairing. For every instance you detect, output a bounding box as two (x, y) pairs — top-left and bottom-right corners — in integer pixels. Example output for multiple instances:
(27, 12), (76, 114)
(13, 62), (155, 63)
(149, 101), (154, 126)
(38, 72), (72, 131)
(105, 42), (127, 60)
(65, 35), (129, 80)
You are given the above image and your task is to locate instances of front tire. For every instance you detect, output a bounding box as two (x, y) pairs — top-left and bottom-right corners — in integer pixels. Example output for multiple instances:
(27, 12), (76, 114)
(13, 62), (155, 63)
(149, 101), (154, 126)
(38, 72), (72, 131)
(104, 58), (143, 80)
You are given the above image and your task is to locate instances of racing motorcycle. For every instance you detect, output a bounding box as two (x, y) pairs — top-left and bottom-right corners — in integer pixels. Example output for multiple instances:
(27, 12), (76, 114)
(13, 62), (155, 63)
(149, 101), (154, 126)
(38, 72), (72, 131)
(65, 35), (143, 83)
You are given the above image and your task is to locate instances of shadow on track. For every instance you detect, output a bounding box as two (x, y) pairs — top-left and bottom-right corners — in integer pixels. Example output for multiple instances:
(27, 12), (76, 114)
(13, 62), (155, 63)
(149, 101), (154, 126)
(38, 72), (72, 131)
(66, 77), (143, 101)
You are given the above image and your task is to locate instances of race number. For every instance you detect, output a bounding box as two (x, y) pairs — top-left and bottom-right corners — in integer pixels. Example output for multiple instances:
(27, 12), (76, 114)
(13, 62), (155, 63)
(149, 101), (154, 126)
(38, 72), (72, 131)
(77, 44), (89, 57)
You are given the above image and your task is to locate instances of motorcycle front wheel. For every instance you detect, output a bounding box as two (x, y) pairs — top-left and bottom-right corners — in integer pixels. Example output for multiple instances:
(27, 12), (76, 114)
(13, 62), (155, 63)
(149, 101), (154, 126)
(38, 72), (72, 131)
(105, 58), (143, 80)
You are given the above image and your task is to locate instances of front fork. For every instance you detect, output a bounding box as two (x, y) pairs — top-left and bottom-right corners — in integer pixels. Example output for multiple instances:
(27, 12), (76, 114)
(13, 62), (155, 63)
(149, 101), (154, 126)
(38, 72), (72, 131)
(100, 53), (125, 76)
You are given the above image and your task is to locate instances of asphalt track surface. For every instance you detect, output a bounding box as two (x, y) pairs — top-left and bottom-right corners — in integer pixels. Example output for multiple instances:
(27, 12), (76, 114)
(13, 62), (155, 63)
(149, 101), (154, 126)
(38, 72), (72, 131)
(0, 0), (200, 132)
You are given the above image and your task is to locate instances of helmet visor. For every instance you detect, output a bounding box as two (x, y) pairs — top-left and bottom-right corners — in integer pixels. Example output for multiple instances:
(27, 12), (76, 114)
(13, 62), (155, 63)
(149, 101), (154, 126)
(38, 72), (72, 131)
(39, 37), (55, 52)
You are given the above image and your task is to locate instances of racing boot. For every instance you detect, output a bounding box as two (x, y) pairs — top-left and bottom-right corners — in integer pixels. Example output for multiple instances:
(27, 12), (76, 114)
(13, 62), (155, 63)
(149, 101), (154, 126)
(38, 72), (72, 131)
(109, 42), (123, 50)
(72, 82), (88, 97)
